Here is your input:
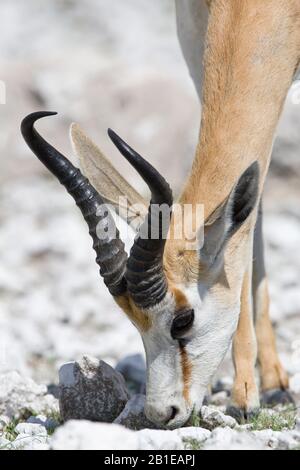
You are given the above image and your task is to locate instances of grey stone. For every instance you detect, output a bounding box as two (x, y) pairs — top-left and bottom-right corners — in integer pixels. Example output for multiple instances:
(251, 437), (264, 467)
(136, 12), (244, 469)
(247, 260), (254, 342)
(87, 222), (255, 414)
(114, 394), (157, 430)
(59, 362), (76, 387)
(261, 388), (295, 407)
(27, 414), (59, 431)
(115, 354), (146, 393)
(59, 356), (130, 422)
(212, 376), (233, 394)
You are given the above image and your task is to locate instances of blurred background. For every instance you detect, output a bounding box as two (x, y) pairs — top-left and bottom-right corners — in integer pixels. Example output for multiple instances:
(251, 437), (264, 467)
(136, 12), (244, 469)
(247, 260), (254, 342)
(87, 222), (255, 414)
(0, 0), (299, 389)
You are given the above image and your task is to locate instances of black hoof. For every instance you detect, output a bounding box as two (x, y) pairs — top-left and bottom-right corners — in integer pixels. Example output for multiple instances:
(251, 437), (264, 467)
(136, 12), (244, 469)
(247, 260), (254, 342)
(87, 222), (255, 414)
(226, 405), (259, 423)
(261, 389), (295, 407)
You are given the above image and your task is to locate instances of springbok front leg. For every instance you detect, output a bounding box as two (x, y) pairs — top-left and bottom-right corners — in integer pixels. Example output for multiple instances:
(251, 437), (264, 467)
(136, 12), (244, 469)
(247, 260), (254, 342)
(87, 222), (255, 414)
(253, 203), (292, 405)
(228, 263), (260, 420)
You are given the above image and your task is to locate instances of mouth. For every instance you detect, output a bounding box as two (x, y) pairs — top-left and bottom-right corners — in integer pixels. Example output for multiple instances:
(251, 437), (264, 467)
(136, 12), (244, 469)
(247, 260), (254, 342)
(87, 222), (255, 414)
(163, 407), (194, 430)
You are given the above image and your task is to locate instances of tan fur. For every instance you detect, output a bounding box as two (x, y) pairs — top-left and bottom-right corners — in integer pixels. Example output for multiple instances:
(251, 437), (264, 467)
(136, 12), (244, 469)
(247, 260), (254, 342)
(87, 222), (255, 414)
(254, 278), (289, 391)
(115, 295), (152, 332)
(231, 268), (260, 412)
(164, 247), (206, 285)
(166, 0), (300, 283)
(180, 0), (300, 214)
(253, 206), (289, 391)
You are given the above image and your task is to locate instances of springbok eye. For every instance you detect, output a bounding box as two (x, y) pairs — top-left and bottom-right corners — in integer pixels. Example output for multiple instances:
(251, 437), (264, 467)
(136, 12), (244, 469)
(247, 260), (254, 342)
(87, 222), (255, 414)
(171, 309), (195, 340)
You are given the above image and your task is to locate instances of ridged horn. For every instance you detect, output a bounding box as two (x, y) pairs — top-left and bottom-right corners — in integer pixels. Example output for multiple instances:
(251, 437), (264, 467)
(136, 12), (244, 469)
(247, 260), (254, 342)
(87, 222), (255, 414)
(21, 112), (127, 297)
(108, 129), (173, 309)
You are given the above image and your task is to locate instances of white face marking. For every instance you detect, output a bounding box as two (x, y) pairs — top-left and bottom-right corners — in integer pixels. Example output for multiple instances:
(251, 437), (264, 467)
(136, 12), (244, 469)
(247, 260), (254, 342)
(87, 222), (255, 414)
(138, 283), (241, 429)
(180, 283), (240, 407)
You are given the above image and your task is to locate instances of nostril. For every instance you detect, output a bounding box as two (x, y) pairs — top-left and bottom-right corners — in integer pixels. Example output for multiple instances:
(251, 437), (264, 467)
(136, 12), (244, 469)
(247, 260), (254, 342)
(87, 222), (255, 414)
(145, 403), (181, 426)
(166, 406), (179, 424)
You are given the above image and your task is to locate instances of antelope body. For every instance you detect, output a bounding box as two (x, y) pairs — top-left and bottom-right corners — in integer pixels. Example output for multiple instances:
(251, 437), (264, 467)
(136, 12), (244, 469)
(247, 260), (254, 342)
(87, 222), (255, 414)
(21, 0), (300, 428)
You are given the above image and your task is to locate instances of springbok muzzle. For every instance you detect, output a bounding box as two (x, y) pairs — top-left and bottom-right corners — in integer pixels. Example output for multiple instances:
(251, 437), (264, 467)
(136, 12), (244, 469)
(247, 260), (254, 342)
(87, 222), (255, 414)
(21, 112), (173, 309)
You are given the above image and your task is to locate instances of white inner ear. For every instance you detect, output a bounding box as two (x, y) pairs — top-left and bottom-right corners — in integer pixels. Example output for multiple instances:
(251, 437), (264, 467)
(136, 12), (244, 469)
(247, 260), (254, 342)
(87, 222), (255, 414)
(70, 123), (148, 231)
(198, 194), (232, 264)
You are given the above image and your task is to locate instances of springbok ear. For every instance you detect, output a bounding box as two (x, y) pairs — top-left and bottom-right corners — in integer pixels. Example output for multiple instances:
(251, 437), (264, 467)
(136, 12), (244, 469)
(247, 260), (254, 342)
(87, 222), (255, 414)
(200, 161), (260, 264)
(70, 123), (148, 230)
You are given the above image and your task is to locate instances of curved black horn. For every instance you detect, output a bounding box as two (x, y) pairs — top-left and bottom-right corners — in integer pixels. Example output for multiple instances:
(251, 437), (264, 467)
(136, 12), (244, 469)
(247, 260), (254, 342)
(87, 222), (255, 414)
(21, 112), (127, 297)
(108, 129), (173, 309)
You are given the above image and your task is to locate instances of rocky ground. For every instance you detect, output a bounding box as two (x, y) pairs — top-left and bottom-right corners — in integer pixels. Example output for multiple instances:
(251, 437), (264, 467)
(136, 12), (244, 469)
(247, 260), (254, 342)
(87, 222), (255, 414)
(0, 355), (299, 450)
(0, 0), (300, 450)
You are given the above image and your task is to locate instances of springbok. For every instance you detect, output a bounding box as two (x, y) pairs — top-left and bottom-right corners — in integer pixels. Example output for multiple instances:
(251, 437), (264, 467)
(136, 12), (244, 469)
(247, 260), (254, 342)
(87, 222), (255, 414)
(21, 0), (300, 429)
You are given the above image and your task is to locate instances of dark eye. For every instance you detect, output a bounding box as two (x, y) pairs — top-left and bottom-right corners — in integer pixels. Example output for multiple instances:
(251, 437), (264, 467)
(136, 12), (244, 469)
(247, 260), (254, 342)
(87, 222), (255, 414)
(171, 309), (195, 340)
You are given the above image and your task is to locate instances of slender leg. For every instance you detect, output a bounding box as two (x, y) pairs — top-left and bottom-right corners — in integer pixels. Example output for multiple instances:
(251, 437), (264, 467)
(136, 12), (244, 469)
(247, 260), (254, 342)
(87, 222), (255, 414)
(253, 203), (291, 404)
(228, 266), (260, 420)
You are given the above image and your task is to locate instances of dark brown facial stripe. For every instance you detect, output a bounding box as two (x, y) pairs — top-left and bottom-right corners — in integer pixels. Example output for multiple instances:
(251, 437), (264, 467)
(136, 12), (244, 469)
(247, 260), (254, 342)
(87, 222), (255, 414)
(179, 344), (192, 404)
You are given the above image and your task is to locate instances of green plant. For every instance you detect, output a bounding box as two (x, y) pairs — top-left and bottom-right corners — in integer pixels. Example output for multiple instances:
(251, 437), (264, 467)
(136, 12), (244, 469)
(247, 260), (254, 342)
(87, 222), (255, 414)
(2, 419), (20, 441)
(189, 409), (202, 427)
(249, 406), (296, 432)
(183, 438), (204, 451)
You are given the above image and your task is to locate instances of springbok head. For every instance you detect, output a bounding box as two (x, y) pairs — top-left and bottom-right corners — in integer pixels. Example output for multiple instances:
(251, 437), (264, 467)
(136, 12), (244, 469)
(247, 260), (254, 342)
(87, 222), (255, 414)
(21, 112), (259, 429)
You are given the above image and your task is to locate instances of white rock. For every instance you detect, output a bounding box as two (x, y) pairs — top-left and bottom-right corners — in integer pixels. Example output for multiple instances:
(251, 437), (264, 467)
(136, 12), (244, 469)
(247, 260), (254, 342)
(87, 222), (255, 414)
(200, 406), (237, 430)
(252, 429), (300, 450)
(290, 373), (300, 394)
(277, 432), (300, 450)
(0, 371), (59, 419)
(290, 429), (300, 446)
(0, 437), (11, 450)
(137, 429), (183, 450)
(10, 434), (49, 450)
(203, 427), (265, 450)
(238, 424), (253, 431)
(51, 421), (138, 450)
(251, 429), (279, 449)
(178, 426), (211, 445)
(15, 422), (47, 437)
(51, 421), (212, 451)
